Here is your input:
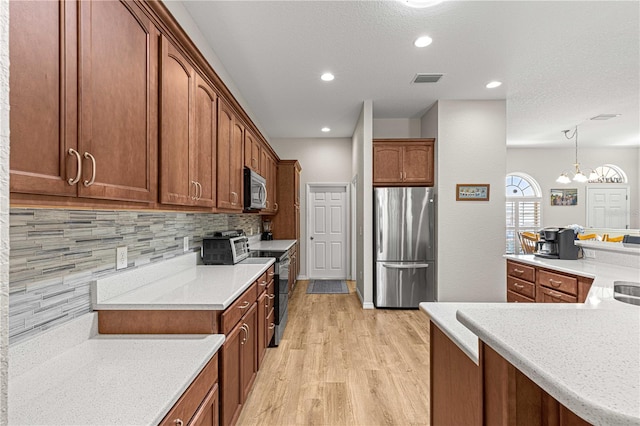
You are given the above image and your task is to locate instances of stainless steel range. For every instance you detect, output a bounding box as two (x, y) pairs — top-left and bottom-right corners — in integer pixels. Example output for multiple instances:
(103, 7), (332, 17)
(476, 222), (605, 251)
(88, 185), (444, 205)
(248, 249), (290, 346)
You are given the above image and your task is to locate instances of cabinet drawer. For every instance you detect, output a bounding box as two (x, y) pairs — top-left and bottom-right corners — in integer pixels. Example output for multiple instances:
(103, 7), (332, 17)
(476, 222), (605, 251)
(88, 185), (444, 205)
(506, 261), (535, 283)
(537, 270), (577, 296)
(507, 290), (535, 303)
(507, 277), (535, 299)
(256, 271), (269, 293)
(266, 264), (275, 283)
(221, 282), (258, 335)
(537, 286), (578, 303)
(160, 353), (218, 426)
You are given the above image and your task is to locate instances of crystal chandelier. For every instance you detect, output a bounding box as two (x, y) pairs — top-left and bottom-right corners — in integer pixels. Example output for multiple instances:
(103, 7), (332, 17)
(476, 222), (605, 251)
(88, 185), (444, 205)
(556, 126), (598, 184)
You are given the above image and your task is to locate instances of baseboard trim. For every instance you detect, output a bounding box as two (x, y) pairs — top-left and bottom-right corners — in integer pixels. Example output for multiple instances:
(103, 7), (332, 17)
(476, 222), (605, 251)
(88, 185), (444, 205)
(297, 275), (308, 280)
(362, 302), (375, 310)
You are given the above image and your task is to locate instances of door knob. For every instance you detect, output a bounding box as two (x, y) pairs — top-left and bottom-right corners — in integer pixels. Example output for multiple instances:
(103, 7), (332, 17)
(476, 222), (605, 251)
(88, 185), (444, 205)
(310, 236), (314, 240)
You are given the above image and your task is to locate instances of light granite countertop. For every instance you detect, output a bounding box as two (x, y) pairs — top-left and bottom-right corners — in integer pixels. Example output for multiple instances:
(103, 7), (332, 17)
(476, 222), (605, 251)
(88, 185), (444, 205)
(250, 239), (296, 252)
(9, 313), (225, 425)
(93, 252), (275, 310)
(420, 255), (640, 425)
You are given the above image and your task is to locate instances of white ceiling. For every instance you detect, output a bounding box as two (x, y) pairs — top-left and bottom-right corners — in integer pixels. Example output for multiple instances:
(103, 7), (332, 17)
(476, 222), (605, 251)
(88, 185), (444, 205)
(181, 0), (639, 148)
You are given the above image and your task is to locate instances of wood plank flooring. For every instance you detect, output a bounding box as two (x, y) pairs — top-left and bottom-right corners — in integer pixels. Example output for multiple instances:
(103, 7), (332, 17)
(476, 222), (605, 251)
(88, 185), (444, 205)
(237, 280), (431, 426)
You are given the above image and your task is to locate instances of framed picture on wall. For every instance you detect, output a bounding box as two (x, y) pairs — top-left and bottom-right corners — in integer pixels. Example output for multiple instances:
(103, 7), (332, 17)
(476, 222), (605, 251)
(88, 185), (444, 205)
(550, 188), (578, 206)
(456, 184), (490, 201)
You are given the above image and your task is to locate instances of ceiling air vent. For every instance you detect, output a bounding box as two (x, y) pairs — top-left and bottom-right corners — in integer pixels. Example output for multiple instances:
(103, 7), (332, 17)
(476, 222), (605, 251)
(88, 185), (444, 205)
(413, 73), (443, 83)
(590, 114), (621, 121)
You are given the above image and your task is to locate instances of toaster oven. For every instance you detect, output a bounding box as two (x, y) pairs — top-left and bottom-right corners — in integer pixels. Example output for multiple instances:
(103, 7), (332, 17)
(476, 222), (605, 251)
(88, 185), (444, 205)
(201, 233), (249, 265)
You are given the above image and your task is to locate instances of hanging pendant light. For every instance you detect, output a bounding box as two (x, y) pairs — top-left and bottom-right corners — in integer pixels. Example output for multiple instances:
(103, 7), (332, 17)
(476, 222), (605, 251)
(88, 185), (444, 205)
(556, 126), (595, 184)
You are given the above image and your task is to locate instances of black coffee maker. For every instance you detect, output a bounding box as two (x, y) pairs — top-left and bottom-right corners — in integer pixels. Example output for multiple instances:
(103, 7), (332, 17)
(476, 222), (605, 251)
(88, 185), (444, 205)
(535, 227), (580, 260)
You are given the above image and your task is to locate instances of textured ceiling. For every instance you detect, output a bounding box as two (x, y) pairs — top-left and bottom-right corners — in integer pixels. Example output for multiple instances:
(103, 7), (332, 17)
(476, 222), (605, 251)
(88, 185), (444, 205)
(181, 1), (639, 148)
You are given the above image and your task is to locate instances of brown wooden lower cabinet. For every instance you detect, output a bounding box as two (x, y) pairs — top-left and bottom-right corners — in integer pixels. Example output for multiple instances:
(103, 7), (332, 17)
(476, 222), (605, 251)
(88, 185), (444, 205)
(161, 354), (219, 426)
(481, 343), (591, 426)
(430, 320), (592, 426)
(430, 322), (481, 426)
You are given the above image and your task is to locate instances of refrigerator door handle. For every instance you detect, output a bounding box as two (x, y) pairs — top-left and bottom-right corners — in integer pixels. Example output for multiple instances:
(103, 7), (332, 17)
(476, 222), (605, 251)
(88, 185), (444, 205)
(382, 263), (430, 269)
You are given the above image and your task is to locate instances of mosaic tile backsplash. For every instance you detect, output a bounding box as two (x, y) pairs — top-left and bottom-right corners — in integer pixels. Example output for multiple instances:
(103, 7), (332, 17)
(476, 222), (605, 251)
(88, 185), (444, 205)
(9, 208), (262, 344)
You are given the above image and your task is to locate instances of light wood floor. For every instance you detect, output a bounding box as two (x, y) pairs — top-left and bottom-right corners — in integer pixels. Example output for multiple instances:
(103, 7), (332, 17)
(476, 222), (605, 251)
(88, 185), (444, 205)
(237, 280), (431, 426)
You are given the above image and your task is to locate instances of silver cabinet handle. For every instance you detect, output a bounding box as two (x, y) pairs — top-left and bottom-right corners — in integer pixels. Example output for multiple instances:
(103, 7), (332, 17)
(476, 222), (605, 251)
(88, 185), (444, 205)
(382, 263), (430, 269)
(67, 148), (82, 185)
(240, 324), (247, 344)
(267, 294), (275, 300)
(83, 152), (96, 187)
(238, 300), (250, 309)
(191, 181), (197, 200)
(197, 182), (202, 200)
(174, 419), (184, 426)
(274, 202), (278, 211)
(548, 278), (562, 287)
(268, 271), (275, 277)
(268, 323), (275, 330)
(513, 268), (524, 275)
(259, 280), (267, 287)
(231, 191), (238, 205)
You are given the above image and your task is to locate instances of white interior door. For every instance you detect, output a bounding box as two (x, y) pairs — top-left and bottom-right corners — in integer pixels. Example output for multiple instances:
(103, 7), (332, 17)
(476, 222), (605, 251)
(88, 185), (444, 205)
(586, 186), (630, 229)
(308, 184), (348, 280)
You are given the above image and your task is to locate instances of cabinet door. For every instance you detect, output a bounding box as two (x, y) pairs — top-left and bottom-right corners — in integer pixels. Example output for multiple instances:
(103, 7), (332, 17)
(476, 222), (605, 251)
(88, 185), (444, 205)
(190, 384), (219, 426)
(217, 100), (235, 210)
(257, 292), (267, 369)
(193, 74), (217, 207)
(271, 155), (279, 212)
(159, 36), (194, 206)
(244, 130), (260, 172)
(220, 322), (243, 426)
(373, 144), (403, 185)
(294, 165), (301, 206)
(217, 100), (243, 210)
(241, 303), (258, 402)
(9, 0), (78, 197)
(403, 142), (434, 185)
(78, 0), (158, 203)
(231, 119), (245, 210)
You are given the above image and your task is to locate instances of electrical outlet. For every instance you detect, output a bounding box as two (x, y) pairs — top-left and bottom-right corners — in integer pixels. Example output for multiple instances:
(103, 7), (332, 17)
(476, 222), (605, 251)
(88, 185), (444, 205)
(116, 246), (128, 270)
(183, 236), (189, 252)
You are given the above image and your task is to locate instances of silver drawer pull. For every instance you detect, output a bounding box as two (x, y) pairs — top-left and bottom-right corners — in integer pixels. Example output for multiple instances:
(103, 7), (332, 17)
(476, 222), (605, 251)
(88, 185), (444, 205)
(548, 278), (562, 287)
(174, 419), (184, 426)
(513, 268), (524, 275)
(269, 323), (275, 330)
(382, 263), (429, 269)
(238, 301), (250, 309)
(259, 280), (267, 287)
(514, 283), (524, 289)
(83, 152), (96, 187)
(267, 294), (275, 300)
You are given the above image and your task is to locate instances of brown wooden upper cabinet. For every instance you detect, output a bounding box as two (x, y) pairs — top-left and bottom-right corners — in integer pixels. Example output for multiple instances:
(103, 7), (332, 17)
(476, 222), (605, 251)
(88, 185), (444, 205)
(159, 36), (216, 208)
(244, 130), (261, 174)
(373, 139), (435, 186)
(260, 150), (278, 214)
(9, 0), (159, 203)
(217, 99), (244, 211)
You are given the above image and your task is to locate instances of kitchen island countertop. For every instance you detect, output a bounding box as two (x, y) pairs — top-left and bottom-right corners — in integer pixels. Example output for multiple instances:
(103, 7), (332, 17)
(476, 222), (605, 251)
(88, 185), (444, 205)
(420, 255), (640, 425)
(251, 239), (296, 251)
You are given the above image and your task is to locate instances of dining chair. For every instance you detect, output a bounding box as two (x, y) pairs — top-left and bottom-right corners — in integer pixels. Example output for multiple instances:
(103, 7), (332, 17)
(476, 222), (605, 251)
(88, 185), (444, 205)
(518, 231), (539, 254)
(603, 234), (624, 243)
(577, 233), (599, 241)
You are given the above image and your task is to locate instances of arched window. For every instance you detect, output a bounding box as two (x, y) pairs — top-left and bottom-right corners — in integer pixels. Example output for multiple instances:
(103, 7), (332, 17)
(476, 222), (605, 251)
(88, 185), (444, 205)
(588, 164), (628, 183)
(506, 173), (542, 254)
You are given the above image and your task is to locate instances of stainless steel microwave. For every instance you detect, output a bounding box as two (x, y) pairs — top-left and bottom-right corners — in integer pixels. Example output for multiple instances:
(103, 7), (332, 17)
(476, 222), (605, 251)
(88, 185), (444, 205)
(244, 168), (267, 210)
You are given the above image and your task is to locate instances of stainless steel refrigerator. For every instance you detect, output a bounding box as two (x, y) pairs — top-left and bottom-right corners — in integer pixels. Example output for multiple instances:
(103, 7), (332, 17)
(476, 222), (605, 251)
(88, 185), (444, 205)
(374, 187), (436, 308)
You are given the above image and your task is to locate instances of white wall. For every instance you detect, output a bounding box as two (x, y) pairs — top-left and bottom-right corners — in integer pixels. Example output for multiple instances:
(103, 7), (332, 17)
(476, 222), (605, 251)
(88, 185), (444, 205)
(0, 0), (9, 420)
(352, 101), (374, 308)
(430, 100), (507, 302)
(373, 118), (421, 139)
(268, 138), (353, 278)
(162, 1), (270, 141)
(508, 147), (640, 229)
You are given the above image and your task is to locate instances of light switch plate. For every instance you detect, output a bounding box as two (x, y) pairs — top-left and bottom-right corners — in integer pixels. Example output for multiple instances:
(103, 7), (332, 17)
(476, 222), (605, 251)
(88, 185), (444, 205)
(116, 246), (127, 270)
(183, 236), (189, 252)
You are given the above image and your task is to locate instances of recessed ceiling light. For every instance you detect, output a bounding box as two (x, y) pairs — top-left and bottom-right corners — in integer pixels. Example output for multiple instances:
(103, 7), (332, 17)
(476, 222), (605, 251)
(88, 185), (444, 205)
(486, 81), (502, 89)
(397, 0), (443, 8)
(414, 36), (433, 48)
(321, 127), (331, 132)
(321, 73), (335, 82)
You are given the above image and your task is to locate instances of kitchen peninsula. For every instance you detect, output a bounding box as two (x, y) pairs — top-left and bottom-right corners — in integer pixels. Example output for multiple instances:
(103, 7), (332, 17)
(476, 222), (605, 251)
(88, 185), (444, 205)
(422, 246), (640, 425)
